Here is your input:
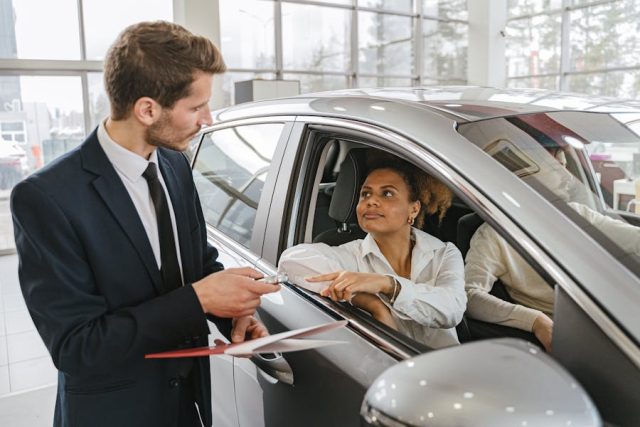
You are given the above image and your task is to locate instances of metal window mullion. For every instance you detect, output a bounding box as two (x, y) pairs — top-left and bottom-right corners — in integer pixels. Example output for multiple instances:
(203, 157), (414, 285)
(559, 0), (571, 91)
(77, 0), (92, 134)
(0, 59), (103, 72)
(358, 72), (414, 79)
(414, 3), (423, 86)
(566, 64), (640, 75)
(355, 6), (415, 18)
(350, 1), (358, 88)
(508, 65), (640, 82)
(283, 0), (352, 10)
(507, 72), (562, 79)
(77, 0), (87, 60)
(81, 72), (92, 134)
(227, 68), (279, 74)
(275, 0), (283, 79)
(279, 69), (351, 76)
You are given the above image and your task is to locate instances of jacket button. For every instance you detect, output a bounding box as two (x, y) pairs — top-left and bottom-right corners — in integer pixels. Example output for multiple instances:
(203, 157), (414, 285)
(169, 378), (179, 388)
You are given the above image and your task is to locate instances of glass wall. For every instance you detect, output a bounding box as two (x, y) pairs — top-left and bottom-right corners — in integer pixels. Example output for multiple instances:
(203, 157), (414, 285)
(0, 0), (470, 249)
(506, 0), (640, 98)
(0, 0), (173, 252)
(220, 0), (469, 102)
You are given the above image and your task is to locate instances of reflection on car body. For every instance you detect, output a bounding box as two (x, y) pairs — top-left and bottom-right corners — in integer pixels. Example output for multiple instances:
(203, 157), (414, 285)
(190, 87), (640, 427)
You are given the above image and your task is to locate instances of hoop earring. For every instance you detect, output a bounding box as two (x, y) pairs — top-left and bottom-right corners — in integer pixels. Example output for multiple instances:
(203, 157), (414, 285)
(408, 216), (415, 225)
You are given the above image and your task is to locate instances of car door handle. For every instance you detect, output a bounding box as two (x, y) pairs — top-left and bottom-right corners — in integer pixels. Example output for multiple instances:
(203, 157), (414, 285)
(250, 353), (294, 385)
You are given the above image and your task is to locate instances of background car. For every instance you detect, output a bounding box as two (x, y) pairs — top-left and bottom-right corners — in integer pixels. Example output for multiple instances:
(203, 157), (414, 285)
(0, 139), (28, 190)
(189, 87), (640, 427)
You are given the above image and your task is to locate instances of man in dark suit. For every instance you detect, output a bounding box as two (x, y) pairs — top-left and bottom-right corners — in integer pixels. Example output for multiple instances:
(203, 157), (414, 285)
(10, 21), (279, 427)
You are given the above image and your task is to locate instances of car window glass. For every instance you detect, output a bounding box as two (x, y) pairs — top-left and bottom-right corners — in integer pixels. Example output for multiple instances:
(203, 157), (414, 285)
(458, 111), (640, 274)
(282, 140), (469, 351)
(193, 123), (284, 247)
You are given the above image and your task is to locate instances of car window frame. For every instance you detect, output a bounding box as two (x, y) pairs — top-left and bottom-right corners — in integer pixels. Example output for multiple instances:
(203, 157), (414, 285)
(192, 117), (296, 256)
(260, 115), (640, 368)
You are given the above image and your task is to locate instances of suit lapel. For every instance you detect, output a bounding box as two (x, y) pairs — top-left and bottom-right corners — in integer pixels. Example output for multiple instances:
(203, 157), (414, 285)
(80, 132), (164, 295)
(158, 151), (194, 281)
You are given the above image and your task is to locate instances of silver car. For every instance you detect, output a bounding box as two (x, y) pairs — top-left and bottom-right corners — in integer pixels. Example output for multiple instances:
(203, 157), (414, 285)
(189, 87), (640, 427)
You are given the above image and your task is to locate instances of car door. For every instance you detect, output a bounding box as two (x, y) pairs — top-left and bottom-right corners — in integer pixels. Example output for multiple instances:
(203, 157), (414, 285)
(230, 120), (431, 427)
(192, 119), (295, 427)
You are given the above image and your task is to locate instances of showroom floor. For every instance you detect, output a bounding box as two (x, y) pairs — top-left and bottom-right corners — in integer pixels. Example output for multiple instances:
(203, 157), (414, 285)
(0, 215), (56, 427)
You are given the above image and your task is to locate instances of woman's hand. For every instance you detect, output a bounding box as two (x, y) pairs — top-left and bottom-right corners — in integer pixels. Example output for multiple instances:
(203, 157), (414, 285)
(532, 313), (553, 352)
(352, 293), (398, 330)
(307, 271), (394, 302)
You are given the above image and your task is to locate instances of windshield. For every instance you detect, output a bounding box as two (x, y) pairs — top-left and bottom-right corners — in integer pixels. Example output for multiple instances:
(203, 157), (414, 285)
(458, 110), (640, 273)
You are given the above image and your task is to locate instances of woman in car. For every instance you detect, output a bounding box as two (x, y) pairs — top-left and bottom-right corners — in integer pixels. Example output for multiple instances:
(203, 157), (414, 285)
(279, 157), (467, 348)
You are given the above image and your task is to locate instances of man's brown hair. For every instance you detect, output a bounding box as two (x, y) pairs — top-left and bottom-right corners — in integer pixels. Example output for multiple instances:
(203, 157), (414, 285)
(103, 21), (226, 120)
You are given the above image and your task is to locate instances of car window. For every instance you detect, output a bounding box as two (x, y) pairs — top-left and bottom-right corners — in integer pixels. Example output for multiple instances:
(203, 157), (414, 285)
(458, 111), (640, 276)
(193, 123), (284, 247)
(280, 135), (470, 351)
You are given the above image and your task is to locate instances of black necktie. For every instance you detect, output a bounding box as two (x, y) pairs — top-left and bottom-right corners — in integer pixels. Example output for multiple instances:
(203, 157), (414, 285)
(143, 162), (182, 293)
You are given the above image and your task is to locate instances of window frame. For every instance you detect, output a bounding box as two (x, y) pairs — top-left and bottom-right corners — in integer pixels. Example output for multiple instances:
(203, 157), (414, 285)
(220, 0), (469, 101)
(192, 117), (295, 255)
(506, 0), (640, 97)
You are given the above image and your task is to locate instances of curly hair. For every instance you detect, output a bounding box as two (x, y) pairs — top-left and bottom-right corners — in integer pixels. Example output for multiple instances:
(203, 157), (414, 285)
(366, 153), (452, 228)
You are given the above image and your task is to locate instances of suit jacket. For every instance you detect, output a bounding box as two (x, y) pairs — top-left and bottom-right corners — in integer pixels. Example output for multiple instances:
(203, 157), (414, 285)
(11, 129), (230, 427)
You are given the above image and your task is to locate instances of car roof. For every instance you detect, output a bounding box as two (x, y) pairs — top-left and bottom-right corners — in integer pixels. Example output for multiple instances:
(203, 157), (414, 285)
(214, 86), (640, 124)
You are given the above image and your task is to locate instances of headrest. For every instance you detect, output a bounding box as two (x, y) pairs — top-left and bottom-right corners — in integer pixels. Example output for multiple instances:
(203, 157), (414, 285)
(328, 148), (368, 224)
(321, 141), (339, 182)
(457, 212), (484, 258)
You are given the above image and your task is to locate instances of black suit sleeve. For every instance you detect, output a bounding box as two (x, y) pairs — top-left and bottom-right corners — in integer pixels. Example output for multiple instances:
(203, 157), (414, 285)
(12, 179), (209, 377)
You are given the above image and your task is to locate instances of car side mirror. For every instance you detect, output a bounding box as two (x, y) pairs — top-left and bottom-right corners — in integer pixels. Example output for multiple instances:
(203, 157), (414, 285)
(361, 339), (601, 427)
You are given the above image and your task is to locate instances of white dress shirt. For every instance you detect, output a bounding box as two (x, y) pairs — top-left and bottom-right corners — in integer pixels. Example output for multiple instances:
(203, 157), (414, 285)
(97, 121), (183, 282)
(279, 228), (467, 349)
(464, 223), (552, 332)
(464, 201), (640, 332)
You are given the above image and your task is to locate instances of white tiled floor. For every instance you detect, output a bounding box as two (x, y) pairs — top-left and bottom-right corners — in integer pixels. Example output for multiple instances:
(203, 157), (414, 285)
(0, 252), (57, 425)
(0, 385), (56, 427)
(0, 366), (9, 395)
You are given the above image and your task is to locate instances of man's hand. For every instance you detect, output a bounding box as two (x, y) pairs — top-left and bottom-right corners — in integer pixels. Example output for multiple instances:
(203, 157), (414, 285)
(231, 315), (269, 343)
(532, 313), (553, 353)
(193, 267), (280, 318)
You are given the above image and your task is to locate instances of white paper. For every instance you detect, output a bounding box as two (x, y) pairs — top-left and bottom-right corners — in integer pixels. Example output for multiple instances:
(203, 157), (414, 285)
(226, 338), (347, 356)
(224, 320), (348, 355)
(279, 249), (341, 293)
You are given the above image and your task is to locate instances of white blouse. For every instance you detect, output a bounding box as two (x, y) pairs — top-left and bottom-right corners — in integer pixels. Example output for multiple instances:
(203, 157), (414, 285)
(279, 228), (467, 349)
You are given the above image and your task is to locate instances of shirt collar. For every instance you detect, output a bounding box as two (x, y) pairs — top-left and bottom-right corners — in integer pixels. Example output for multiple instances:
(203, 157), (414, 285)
(360, 227), (444, 262)
(97, 119), (158, 183)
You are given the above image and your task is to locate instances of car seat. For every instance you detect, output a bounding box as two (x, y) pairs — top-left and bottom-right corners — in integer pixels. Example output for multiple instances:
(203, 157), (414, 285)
(312, 141), (341, 236)
(313, 148), (368, 246)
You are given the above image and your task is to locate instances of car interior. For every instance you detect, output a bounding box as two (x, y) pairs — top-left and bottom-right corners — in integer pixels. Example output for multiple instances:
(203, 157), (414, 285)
(292, 135), (549, 350)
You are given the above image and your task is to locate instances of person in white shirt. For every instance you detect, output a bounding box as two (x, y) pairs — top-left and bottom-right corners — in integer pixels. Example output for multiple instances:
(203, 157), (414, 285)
(465, 147), (640, 352)
(280, 158), (467, 348)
